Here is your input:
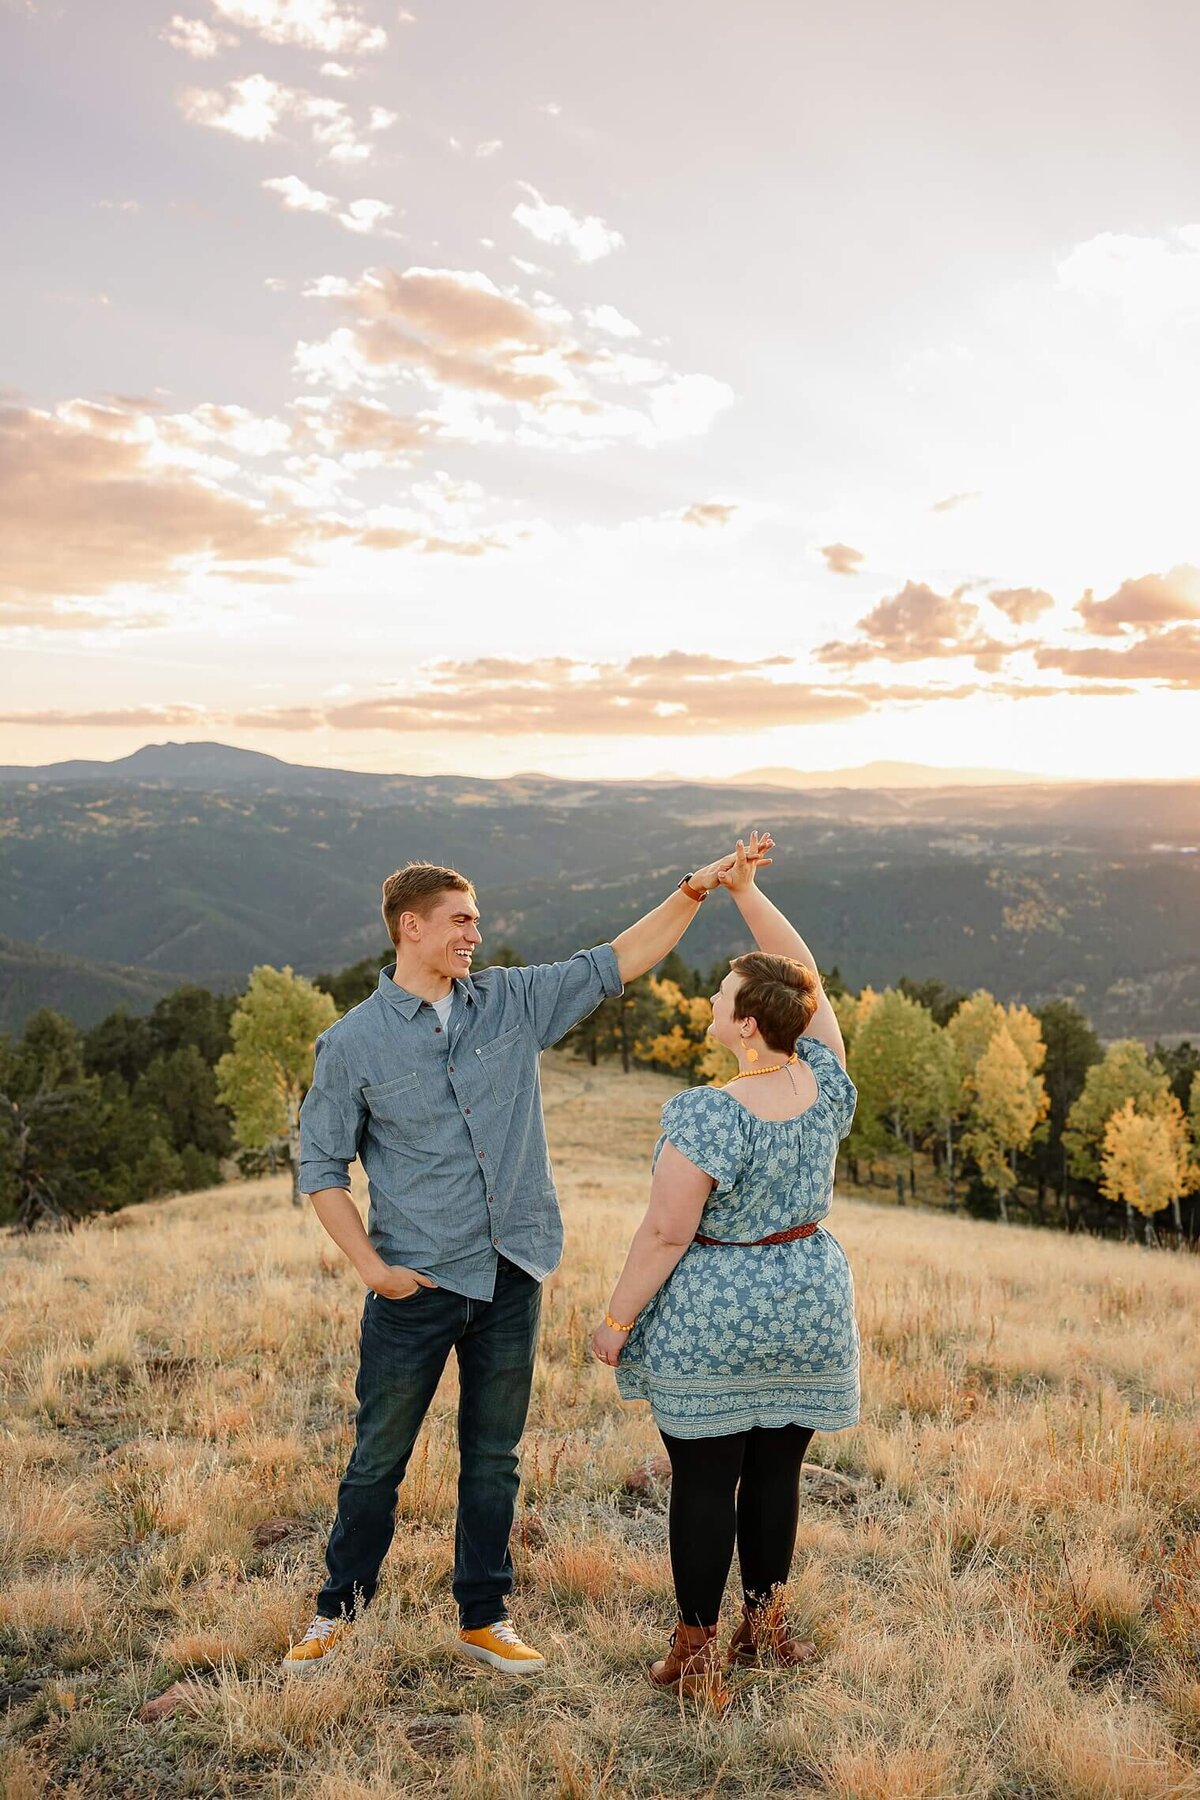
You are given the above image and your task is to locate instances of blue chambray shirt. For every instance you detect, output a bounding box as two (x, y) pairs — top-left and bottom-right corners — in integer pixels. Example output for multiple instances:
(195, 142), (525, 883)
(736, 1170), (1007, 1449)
(298, 947), (623, 1300)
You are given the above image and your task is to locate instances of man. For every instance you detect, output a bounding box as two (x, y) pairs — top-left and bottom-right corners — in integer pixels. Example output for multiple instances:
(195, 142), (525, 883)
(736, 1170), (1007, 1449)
(285, 846), (759, 1676)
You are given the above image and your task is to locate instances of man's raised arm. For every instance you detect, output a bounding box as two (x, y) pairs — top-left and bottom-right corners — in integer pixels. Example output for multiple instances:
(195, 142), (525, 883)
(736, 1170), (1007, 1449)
(611, 836), (773, 983)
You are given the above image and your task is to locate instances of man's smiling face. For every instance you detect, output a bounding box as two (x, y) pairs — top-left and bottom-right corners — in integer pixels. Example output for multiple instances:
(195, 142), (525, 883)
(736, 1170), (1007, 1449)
(418, 888), (483, 981)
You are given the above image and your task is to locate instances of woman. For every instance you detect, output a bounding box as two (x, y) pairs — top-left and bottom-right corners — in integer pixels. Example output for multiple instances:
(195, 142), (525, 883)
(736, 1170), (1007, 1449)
(591, 832), (859, 1694)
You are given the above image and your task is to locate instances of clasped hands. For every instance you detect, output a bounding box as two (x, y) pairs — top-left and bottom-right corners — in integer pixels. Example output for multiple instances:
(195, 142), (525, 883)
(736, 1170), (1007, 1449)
(689, 828), (774, 897)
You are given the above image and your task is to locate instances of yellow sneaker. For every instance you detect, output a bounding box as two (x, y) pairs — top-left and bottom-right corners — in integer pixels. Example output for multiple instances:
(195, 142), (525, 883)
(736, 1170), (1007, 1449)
(457, 1620), (545, 1676)
(281, 1615), (350, 1676)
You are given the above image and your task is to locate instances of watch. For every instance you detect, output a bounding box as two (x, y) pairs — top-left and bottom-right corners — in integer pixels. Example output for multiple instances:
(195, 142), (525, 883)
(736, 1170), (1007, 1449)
(678, 874), (707, 903)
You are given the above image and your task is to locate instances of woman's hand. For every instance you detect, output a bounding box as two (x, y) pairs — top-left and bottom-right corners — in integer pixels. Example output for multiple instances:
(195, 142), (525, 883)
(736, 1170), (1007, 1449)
(717, 830), (774, 893)
(591, 1322), (629, 1366)
(692, 830), (774, 894)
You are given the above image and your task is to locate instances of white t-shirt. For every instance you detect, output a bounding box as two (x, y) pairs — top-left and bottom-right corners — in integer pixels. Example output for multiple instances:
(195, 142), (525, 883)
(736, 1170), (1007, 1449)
(431, 990), (454, 1030)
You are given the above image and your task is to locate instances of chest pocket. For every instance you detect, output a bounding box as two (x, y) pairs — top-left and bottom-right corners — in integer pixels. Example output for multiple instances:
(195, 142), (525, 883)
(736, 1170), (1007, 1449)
(362, 1072), (436, 1146)
(475, 1024), (535, 1104)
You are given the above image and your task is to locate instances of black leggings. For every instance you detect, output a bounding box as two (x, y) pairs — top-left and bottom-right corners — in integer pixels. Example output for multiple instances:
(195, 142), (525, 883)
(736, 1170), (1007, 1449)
(660, 1425), (814, 1627)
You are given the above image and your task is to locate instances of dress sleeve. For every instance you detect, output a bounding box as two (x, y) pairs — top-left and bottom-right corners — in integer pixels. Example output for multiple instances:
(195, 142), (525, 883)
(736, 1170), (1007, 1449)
(798, 1035), (858, 1140)
(659, 1089), (744, 1188)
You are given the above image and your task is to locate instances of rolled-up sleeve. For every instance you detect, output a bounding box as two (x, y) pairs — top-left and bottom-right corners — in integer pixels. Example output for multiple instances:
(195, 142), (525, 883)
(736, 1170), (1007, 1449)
(506, 945), (623, 1049)
(298, 1035), (364, 1193)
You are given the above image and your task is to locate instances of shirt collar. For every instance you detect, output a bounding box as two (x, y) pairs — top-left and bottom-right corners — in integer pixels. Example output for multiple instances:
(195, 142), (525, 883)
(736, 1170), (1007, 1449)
(376, 965), (480, 1018)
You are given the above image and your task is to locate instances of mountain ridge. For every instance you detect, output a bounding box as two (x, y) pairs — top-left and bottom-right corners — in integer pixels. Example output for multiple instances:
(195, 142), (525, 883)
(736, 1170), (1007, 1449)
(1, 744), (1197, 1037)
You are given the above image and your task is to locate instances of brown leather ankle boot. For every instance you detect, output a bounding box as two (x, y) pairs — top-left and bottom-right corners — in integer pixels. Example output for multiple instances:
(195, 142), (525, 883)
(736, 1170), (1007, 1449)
(648, 1621), (722, 1694)
(728, 1604), (817, 1668)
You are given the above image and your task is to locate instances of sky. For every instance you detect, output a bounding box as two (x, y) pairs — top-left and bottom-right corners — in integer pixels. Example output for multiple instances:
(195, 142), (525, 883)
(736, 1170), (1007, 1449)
(2, 0), (1199, 782)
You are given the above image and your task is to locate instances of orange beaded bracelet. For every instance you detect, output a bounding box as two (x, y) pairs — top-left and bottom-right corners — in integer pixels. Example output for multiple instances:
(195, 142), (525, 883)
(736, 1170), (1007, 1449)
(604, 1312), (637, 1333)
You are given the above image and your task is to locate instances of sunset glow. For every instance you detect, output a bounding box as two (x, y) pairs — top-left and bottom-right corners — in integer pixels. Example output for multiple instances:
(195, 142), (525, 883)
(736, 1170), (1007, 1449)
(3, 1), (1198, 781)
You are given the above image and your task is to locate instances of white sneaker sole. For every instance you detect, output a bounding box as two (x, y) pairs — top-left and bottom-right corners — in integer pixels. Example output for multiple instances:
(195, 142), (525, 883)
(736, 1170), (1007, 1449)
(457, 1640), (545, 1677)
(282, 1644), (343, 1677)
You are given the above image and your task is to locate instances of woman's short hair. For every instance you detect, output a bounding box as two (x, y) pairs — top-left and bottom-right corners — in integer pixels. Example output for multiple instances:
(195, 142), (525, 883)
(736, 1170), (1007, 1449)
(729, 951), (820, 1053)
(381, 862), (474, 944)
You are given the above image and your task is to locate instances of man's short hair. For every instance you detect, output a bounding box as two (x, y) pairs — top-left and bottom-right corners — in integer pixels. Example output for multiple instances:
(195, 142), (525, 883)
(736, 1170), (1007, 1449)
(381, 862), (475, 944)
(729, 951), (820, 1053)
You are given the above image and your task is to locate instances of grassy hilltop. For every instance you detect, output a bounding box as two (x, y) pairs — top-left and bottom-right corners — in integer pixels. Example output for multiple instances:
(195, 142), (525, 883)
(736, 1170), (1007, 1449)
(2, 1056), (1198, 1799)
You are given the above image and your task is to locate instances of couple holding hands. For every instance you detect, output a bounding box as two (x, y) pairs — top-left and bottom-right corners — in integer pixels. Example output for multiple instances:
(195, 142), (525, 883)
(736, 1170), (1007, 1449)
(292, 830), (859, 1695)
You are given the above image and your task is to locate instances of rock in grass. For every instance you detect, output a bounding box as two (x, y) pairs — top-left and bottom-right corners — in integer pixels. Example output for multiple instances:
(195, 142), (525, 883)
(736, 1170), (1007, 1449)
(800, 1467), (866, 1506)
(139, 1680), (210, 1723)
(517, 1509), (549, 1549)
(621, 1455), (673, 1496)
(251, 1516), (308, 1548)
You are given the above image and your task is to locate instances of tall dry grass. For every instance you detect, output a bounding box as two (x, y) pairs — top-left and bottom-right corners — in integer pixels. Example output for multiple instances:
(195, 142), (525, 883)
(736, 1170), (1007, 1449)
(1, 1054), (1197, 1799)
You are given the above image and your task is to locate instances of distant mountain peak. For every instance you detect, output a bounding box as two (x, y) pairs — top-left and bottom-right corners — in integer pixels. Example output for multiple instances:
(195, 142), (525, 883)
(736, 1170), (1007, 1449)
(722, 760), (1058, 791)
(119, 741), (295, 775)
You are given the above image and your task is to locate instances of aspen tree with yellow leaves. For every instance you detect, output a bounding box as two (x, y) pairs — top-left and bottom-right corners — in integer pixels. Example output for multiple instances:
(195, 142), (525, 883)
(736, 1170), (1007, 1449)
(215, 966), (336, 1205)
(947, 990), (1048, 1223)
(958, 1025), (1047, 1223)
(634, 978), (715, 1083)
(1100, 1095), (1197, 1242)
(846, 988), (958, 1204)
(1062, 1040), (1172, 1183)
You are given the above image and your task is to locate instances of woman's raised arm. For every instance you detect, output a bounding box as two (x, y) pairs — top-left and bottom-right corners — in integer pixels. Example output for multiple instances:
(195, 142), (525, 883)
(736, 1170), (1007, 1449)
(719, 835), (847, 1066)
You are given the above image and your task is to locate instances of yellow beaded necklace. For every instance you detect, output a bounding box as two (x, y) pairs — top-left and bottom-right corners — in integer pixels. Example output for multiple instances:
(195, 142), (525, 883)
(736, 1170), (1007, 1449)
(727, 1052), (799, 1082)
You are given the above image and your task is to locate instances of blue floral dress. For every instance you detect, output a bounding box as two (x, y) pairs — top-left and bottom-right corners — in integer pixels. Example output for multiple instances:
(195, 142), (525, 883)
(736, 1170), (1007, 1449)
(615, 1036), (860, 1439)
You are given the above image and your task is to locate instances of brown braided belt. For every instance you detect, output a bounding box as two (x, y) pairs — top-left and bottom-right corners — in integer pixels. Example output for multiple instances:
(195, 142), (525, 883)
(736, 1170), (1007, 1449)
(693, 1222), (819, 1247)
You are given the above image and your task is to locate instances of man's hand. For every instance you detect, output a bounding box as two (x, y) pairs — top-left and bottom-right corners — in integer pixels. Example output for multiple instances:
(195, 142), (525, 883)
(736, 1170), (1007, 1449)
(717, 830), (773, 894)
(367, 1260), (439, 1301)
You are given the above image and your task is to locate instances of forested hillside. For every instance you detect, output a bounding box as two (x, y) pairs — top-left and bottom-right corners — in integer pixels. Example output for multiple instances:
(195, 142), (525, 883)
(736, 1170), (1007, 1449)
(1, 745), (1198, 1037)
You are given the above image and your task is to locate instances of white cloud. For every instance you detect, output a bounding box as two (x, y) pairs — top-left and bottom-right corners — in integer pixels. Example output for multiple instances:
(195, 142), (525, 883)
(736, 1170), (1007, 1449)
(512, 183), (623, 263)
(210, 0), (386, 54)
(320, 59), (354, 76)
(265, 178), (394, 235)
(162, 14), (239, 57)
(294, 325), (378, 390)
(97, 198), (141, 213)
(646, 372), (733, 442)
(339, 197), (394, 234)
(180, 73), (289, 141)
(584, 303), (640, 339)
(263, 174), (336, 214)
(1057, 225), (1200, 328)
(298, 92), (373, 163)
(183, 77), (387, 162)
(475, 139), (503, 158)
(295, 263), (733, 452)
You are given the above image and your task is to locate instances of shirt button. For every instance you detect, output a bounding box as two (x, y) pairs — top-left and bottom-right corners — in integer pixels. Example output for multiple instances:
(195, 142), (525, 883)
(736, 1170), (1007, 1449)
(463, 1107), (471, 1116)
(434, 1027), (443, 1034)
(448, 1065), (455, 1073)
(478, 1150), (486, 1160)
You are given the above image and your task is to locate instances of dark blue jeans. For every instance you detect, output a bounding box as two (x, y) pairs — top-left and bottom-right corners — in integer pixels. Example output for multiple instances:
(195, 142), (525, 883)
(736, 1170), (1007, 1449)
(318, 1256), (541, 1630)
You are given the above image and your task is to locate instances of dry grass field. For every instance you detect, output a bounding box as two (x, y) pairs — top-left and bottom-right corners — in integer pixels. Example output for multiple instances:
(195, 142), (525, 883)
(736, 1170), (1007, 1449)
(2, 1053), (1199, 1800)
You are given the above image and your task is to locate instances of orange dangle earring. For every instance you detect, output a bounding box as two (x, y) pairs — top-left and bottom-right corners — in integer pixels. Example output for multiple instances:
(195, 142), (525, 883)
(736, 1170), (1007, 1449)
(744, 1042), (759, 1065)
